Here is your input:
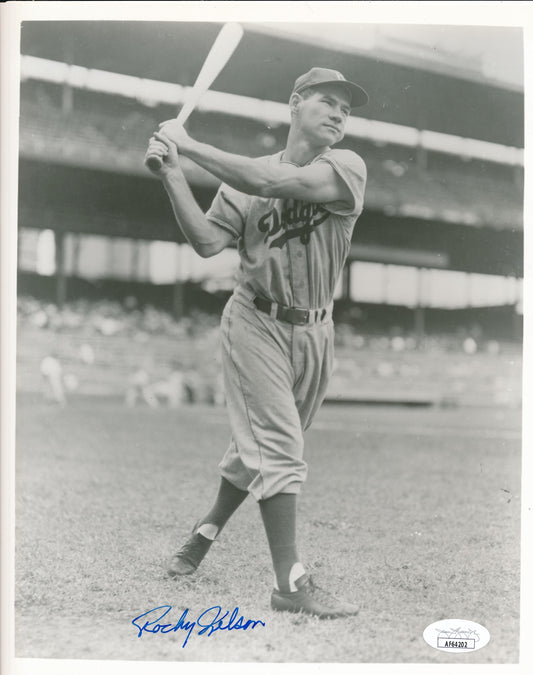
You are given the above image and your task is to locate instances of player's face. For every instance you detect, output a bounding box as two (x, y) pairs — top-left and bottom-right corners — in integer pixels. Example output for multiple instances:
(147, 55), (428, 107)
(294, 84), (351, 146)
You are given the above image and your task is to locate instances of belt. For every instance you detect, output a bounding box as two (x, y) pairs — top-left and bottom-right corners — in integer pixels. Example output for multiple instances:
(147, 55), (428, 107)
(253, 296), (328, 326)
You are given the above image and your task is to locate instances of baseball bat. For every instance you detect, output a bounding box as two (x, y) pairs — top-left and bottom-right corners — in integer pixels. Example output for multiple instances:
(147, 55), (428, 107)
(145, 22), (244, 171)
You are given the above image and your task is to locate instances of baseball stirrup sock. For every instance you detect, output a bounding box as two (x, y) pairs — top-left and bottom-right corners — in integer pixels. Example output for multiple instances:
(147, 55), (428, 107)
(196, 523), (219, 540)
(272, 562), (306, 592)
(197, 477), (248, 537)
(288, 562), (306, 591)
(259, 493), (304, 593)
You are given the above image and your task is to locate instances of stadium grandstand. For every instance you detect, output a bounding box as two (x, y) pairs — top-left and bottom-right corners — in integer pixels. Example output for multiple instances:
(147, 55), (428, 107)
(16, 21), (523, 407)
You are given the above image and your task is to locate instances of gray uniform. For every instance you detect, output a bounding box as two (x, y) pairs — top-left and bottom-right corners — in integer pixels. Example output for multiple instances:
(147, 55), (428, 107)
(206, 148), (366, 500)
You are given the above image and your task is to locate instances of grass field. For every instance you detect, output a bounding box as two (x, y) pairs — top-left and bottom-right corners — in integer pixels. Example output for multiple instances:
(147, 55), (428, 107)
(14, 395), (521, 663)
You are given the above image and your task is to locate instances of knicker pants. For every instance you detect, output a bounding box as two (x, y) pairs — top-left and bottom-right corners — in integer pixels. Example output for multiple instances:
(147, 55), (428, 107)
(219, 287), (334, 501)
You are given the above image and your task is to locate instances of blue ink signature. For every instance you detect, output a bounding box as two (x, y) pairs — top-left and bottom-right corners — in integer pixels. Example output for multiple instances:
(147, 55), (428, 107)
(132, 605), (266, 648)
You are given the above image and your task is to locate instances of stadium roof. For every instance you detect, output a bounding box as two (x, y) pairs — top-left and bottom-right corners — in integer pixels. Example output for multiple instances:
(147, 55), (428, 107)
(20, 21), (524, 148)
(253, 23), (524, 91)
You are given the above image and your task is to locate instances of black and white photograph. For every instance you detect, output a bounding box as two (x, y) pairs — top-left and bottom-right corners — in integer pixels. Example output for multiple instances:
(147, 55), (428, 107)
(1, 2), (531, 673)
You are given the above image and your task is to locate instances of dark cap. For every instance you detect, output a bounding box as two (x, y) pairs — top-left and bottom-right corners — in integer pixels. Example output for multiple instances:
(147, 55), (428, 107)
(292, 67), (369, 108)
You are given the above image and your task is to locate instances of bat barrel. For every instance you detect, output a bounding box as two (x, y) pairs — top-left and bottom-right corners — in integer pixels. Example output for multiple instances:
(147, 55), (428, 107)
(144, 22), (243, 176)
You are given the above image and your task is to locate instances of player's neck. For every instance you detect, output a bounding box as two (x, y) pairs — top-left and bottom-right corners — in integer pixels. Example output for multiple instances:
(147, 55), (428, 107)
(283, 130), (329, 166)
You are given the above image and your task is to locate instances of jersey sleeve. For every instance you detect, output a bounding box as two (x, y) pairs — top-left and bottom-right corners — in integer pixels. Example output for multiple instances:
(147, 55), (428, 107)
(205, 183), (249, 239)
(317, 149), (367, 217)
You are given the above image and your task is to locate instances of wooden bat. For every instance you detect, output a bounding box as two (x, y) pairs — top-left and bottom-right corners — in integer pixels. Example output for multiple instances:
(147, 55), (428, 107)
(145, 22), (244, 171)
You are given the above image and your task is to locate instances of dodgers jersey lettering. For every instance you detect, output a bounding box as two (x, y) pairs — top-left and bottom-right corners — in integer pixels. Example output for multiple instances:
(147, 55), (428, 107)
(206, 148), (367, 309)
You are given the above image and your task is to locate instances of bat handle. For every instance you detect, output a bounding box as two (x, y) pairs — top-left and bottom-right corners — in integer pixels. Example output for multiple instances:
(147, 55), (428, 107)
(145, 116), (186, 173)
(145, 153), (164, 172)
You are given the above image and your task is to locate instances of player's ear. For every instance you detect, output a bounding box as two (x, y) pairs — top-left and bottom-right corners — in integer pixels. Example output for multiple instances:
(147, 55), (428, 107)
(289, 93), (303, 117)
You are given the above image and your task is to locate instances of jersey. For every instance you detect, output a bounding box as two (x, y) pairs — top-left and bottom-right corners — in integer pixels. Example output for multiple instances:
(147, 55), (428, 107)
(205, 148), (367, 310)
(206, 147), (367, 500)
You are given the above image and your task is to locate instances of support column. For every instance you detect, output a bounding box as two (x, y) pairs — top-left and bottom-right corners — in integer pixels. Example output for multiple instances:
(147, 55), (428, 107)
(342, 262), (351, 300)
(414, 267), (426, 347)
(62, 35), (74, 114)
(55, 231), (67, 308)
(416, 144), (428, 171)
(72, 234), (81, 277)
(414, 305), (425, 346)
(173, 243), (186, 319)
(173, 281), (185, 319)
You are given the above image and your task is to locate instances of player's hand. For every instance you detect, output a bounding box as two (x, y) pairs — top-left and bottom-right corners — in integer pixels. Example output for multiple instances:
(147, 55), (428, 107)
(144, 135), (179, 176)
(157, 120), (193, 153)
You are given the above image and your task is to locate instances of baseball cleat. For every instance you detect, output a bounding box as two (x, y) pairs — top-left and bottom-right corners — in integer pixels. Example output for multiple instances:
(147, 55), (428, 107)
(167, 530), (213, 577)
(271, 575), (359, 619)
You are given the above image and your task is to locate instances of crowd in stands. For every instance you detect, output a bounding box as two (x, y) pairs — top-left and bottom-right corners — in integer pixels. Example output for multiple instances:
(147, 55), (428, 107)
(20, 81), (522, 231)
(16, 295), (521, 409)
(17, 294), (517, 356)
(17, 295), (219, 340)
(17, 295), (222, 407)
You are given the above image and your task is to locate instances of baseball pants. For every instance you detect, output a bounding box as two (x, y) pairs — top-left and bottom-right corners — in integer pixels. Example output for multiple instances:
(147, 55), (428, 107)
(218, 286), (334, 501)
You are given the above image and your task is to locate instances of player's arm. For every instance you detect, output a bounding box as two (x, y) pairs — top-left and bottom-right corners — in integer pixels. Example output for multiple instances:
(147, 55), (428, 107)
(154, 124), (354, 206)
(145, 137), (234, 258)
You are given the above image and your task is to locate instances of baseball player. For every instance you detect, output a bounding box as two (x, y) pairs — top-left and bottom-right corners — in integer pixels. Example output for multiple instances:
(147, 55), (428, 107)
(145, 67), (368, 618)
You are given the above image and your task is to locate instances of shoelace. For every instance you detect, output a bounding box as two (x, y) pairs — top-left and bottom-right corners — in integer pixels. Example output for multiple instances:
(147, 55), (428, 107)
(176, 535), (210, 566)
(302, 576), (340, 605)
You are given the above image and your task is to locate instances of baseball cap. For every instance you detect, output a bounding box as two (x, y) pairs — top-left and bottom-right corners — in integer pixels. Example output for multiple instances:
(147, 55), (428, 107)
(292, 67), (369, 108)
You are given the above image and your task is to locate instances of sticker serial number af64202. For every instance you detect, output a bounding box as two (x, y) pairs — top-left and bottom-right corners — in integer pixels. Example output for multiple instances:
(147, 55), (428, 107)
(437, 638), (476, 649)
(423, 619), (490, 653)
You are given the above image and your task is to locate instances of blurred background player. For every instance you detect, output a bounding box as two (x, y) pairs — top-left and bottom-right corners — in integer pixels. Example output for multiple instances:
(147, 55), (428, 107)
(125, 355), (158, 408)
(145, 359), (187, 409)
(40, 352), (67, 406)
(145, 67), (369, 618)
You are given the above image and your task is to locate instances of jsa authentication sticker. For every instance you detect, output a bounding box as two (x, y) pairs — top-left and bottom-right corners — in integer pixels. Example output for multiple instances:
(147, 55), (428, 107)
(423, 619), (490, 653)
